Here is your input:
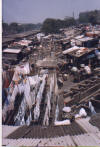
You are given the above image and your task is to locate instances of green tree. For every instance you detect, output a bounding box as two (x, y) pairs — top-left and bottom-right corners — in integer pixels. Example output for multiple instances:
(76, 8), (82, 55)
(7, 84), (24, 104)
(79, 13), (89, 23)
(2, 22), (9, 34)
(79, 10), (100, 25)
(41, 18), (60, 34)
(88, 10), (98, 25)
(9, 22), (18, 33)
(64, 17), (76, 27)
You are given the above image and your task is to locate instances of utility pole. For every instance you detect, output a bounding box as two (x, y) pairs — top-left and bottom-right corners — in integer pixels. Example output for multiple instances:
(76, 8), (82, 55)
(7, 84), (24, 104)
(73, 11), (75, 19)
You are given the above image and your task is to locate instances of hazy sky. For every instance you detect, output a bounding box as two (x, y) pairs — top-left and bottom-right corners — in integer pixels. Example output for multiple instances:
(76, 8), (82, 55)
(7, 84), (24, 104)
(2, 0), (100, 24)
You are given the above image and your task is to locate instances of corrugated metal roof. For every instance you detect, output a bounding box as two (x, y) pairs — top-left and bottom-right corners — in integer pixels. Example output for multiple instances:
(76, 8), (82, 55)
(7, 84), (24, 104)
(2, 38), (15, 44)
(2, 30), (40, 44)
(63, 46), (80, 55)
(3, 48), (21, 54)
(76, 117), (99, 133)
(2, 125), (20, 138)
(2, 117), (100, 146)
(73, 133), (100, 146)
(2, 133), (100, 146)
(77, 37), (93, 42)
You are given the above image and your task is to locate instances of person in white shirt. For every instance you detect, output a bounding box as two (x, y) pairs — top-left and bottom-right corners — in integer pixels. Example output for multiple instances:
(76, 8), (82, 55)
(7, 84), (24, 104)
(71, 66), (79, 82)
(84, 65), (91, 75)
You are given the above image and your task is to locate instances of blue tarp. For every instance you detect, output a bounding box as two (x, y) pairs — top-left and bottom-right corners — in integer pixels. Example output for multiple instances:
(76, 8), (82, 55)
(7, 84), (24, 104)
(87, 54), (95, 59)
(95, 49), (100, 55)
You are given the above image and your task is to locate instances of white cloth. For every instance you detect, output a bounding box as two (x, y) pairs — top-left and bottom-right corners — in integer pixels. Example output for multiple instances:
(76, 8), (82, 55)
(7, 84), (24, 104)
(89, 101), (96, 114)
(54, 119), (70, 126)
(71, 67), (78, 72)
(24, 78), (32, 109)
(43, 75), (54, 126)
(26, 111), (32, 126)
(10, 85), (19, 102)
(62, 107), (71, 113)
(84, 66), (91, 74)
(79, 108), (87, 117)
(97, 52), (100, 60)
(75, 108), (87, 119)
(34, 74), (47, 121)
(15, 62), (30, 75)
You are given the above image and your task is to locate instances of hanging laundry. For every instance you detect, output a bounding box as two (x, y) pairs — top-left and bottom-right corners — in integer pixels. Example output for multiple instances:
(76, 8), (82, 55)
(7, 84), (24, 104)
(34, 74), (47, 121)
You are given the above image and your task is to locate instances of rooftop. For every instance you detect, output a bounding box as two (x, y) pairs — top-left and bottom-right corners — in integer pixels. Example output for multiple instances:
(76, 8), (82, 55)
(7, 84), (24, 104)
(3, 48), (21, 54)
(67, 48), (95, 58)
(63, 46), (96, 58)
(63, 46), (80, 55)
(2, 117), (100, 146)
(2, 30), (40, 44)
(77, 37), (93, 42)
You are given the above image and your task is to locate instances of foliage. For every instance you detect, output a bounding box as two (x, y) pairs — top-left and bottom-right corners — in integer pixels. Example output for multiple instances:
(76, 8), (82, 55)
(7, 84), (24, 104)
(2, 23), (9, 33)
(79, 10), (100, 25)
(41, 17), (76, 34)
(2, 10), (100, 35)
(2, 22), (42, 35)
(41, 18), (59, 34)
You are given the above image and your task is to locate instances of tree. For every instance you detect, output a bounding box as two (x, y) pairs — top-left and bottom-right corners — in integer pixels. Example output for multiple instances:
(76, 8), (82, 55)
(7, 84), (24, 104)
(41, 17), (76, 34)
(9, 22), (18, 33)
(41, 18), (60, 34)
(79, 10), (100, 25)
(79, 12), (89, 23)
(64, 17), (76, 27)
(88, 10), (98, 25)
(2, 22), (9, 34)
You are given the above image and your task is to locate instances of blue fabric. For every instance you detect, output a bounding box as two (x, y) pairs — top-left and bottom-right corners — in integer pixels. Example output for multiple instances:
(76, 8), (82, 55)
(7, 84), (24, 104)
(87, 54), (95, 59)
(5, 98), (9, 105)
(95, 49), (99, 55)
(2, 89), (6, 101)
(2, 88), (9, 105)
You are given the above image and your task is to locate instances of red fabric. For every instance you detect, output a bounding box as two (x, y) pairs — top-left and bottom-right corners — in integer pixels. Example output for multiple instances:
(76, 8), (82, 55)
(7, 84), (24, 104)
(4, 78), (10, 88)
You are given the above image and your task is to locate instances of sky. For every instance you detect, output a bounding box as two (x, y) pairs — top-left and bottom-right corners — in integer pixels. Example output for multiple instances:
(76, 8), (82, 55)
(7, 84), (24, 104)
(2, 0), (100, 24)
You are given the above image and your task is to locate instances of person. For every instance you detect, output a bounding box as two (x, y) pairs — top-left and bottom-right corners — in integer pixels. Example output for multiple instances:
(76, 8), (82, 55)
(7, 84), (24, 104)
(71, 66), (78, 73)
(84, 65), (91, 79)
(80, 64), (85, 80)
(95, 49), (100, 66)
(84, 65), (91, 75)
(97, 52), (100, 66)
(71, 66), (79, 82)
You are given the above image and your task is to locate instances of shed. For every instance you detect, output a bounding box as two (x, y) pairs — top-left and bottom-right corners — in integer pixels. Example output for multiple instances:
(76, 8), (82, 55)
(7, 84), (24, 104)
(63, 47), (98, 66)
(3, 48), (23, 64)
(75, 37), (99, 47)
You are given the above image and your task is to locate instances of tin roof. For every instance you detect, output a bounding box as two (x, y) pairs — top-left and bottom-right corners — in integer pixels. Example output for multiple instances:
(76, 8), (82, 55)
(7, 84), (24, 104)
(3, 48), (21, 54)
(2, 117), (100, 146)
(77, 37), (93, 42)
(63, 46), (80, 55)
